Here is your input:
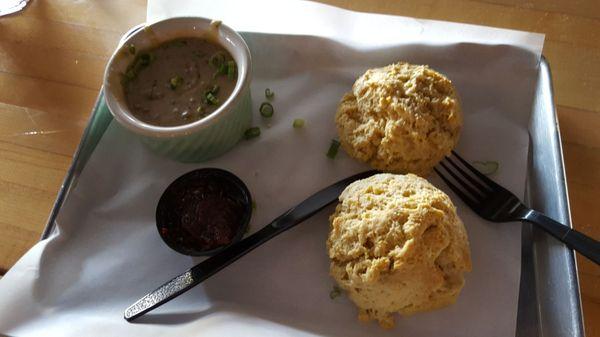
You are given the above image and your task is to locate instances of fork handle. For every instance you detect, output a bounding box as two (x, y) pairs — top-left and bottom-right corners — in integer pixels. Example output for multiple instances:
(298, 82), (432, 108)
(524, 210), (600, 265)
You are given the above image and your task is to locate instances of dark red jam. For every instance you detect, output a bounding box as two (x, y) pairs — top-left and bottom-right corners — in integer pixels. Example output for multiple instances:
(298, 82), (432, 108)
(156, 168), (252, 255)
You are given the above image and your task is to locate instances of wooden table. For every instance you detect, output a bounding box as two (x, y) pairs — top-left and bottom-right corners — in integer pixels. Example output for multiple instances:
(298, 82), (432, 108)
(0, 0), (598, 335)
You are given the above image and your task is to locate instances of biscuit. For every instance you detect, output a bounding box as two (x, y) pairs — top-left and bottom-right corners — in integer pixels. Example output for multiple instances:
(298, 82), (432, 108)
(327, 173), (471, 328)
(335, 63), (462, 176)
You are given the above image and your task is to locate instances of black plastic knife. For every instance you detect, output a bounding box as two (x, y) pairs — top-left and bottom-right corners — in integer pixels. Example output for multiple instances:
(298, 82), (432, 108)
(124, 170), (378, 321)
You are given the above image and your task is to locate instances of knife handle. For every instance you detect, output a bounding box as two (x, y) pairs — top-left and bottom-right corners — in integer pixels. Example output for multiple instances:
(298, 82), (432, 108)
(124, 270), (196, 321)
(124, 224), (281, 322)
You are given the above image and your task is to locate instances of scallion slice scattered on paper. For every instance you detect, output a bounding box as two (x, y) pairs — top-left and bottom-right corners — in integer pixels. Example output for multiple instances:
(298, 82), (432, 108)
(259, 102), (274, 118)
(326, 139), (341, 159)
(265, 88), (275, 100)
(244, 127), (261, 140)
(472, 161), (499, 175)
(293, 118), (305, 128)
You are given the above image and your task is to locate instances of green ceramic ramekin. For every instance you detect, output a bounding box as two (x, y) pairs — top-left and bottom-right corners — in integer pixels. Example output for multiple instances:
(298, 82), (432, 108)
(103, 17), (252, 162)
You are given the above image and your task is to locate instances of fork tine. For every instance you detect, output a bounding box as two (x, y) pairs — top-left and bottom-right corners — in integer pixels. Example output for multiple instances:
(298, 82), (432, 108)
(439, 161), (485, 199)
(434, 168), (480, 209)
(450, 150), (502, 191)
(444, 156), (491, 193)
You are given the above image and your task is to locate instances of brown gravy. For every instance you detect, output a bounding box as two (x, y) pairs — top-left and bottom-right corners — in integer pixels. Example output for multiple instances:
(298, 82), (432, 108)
(122, 37), (237, 127)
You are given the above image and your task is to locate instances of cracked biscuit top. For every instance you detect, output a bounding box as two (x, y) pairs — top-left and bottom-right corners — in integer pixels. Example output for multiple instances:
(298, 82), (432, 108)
(335, 62), (462, 176)
(327, 173), (471, 328)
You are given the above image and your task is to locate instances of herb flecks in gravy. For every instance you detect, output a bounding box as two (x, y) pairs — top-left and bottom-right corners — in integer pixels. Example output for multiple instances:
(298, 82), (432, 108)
(123, 37), (237, 127)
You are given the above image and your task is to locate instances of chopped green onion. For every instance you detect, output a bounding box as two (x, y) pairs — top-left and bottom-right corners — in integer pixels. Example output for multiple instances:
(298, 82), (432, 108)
(259, 102), (274, 118)
(217, 62), (228, 75)
(120, 68), (138, 88)
(169, 75), (184, 90)
(265, 88), (274, 99)
(122, 52), (154, 83)
(128, 44), (136, 55)
(196, 106), (204, 114)
(329, 285), (342, 299)
(123, 69), (136, 80)
(293, 118), (305, 128)
(202, 85), (220, 100)
(326, 139), (341, 159)
(138, 52), (153, 66)
(244, 127), (261, 140)
(227, 60), (236, 79)
(209, 52), (226, 68)
(473, 161), (499, 175)
(205, 92), (219, 105)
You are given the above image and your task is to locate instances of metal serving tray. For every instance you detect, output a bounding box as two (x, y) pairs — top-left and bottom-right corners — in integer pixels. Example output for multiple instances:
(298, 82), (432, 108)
(41, 57), (584, 337)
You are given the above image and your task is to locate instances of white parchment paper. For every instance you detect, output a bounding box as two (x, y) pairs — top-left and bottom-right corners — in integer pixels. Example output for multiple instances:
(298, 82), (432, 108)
(0, 1), (544, 336)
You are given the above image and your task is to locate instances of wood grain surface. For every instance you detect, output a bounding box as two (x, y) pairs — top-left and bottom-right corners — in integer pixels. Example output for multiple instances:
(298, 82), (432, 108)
(0, 0), (598, 335)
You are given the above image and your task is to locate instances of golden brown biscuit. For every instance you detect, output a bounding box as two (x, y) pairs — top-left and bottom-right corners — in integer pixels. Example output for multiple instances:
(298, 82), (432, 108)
(327, 173), (471, 328)
(335, 63), (462, 176)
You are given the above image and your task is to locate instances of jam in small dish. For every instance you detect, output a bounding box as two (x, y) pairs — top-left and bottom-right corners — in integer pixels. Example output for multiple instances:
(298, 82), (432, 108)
(156, 168), (252, 256)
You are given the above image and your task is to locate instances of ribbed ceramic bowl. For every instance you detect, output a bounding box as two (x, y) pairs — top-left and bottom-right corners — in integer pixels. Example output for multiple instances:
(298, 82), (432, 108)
(103, 17), (252, 162)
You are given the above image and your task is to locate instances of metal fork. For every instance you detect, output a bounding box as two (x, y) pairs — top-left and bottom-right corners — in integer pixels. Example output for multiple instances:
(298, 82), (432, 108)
(435, 151), (600, 265)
